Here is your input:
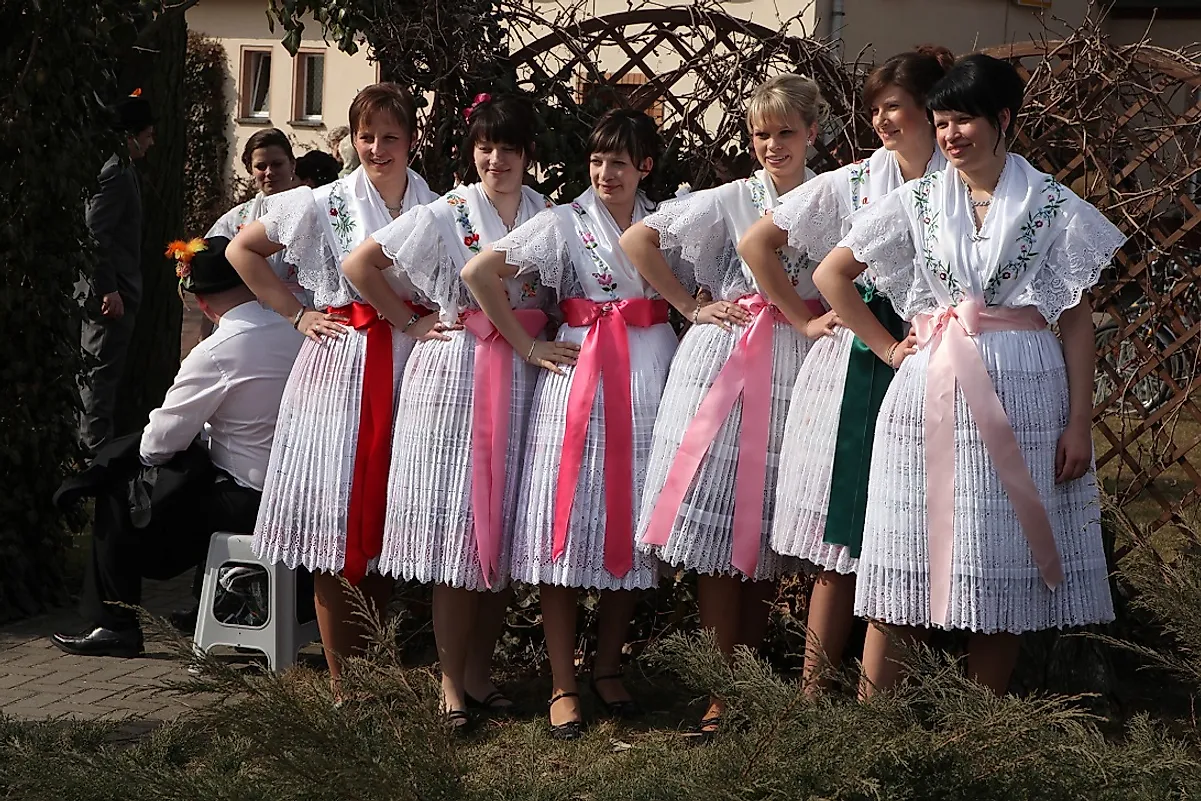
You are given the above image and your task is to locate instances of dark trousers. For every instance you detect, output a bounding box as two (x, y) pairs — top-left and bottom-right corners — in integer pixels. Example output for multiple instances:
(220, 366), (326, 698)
(81, 473), (260, 631)
(79, 303), (138, 454)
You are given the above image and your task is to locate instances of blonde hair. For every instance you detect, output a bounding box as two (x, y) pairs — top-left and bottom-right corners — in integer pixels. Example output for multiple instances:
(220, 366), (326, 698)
(746, 73), (830, 131)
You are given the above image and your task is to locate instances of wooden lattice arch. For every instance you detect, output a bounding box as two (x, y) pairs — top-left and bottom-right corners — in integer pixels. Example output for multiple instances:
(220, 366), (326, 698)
(987, 33), (1201, 556)
(507, 7), (875, 190)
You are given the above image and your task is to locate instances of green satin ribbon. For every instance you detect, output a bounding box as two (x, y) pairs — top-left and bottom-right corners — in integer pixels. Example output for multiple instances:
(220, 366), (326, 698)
(821, 283), (906, 558)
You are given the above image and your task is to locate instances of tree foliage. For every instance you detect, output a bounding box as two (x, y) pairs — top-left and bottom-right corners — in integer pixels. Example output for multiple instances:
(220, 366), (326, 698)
(182, 31), (231, 236)
(0, 0), (193, 621)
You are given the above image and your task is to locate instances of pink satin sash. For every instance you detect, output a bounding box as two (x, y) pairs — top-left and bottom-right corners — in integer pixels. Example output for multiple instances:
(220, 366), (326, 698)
(553, 298), (670, 578)
(460, 308), (549, 588)
(641, 293), (826, 577)
(913, 300), (1065, 627)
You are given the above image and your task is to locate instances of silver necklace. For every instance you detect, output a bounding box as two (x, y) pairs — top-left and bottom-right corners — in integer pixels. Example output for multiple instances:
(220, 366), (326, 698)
(385, 199), (404, 215)
(971, 198), (992, 208)
(484, 191), (517, 232)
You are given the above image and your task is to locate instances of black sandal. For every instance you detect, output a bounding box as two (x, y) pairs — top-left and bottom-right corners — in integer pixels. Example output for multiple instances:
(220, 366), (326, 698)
(444, 709), (472, 735)
(547, 691), (584, 741)
(466, 689), (515, 717)
(590, 673), (644, 720)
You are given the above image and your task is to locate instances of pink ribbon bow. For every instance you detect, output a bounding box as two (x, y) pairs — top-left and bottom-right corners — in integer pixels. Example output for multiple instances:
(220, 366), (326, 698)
(553, 297), (670, 578)
(461, 308), (548, 588)
(463, 92), (492, 122)
(913, 299), (1065, 627)
(641, 293), (825, 577)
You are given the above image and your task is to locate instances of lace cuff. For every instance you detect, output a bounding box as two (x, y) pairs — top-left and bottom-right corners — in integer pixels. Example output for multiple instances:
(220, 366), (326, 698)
(772, 172), (849, 261)
(258, 187), (336, 291)
(1018, 201), (1126, 323)
(838, 190), (917, 308)
(372, 205), (461, 315)
(493, 209), (571, 296)
(205, 206), (240, 241)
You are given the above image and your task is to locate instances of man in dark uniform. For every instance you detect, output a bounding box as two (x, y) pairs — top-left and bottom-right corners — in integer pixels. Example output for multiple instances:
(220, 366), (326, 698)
(79, 90), (155, 455)
(53, 237), (304, 657)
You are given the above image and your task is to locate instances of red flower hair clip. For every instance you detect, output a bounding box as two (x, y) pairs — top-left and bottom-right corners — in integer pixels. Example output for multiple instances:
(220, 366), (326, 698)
(463, 93), (492, 122)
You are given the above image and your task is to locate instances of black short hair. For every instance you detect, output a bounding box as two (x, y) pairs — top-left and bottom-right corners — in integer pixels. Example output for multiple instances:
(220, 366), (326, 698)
(587, 109), (662, 169)
(460, 94), (538, 177)
(241, 128), (294, 172)
(926, 54), (1024, 141)
(295, 150), (340, 187)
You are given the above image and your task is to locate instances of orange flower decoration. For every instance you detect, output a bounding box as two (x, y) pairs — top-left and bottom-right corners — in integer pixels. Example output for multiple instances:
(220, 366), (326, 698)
(130, 88), (142, 97)
(165, 237), (208, 280)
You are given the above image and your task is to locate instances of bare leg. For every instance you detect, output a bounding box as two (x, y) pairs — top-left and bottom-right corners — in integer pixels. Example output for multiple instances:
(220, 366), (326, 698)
(697, 574), (742, 725)
(859, 621), (930, 700)
(737, 578), (778, 652)
(313, 571), (392, 696)
(540, 584), (583, 726)
(464, 587), (513, 706)
(802, 571), (857, 696)
(966, 632), (1021, 696)
(432, 584), (477, 717)
(592, 589), (639, 704)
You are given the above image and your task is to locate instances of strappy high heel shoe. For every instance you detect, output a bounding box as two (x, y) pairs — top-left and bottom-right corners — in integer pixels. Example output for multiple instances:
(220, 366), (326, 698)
(547, 691), (584, 741)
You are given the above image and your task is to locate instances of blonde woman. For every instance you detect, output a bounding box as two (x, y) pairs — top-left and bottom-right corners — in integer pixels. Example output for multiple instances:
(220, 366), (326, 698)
(620, 74), (837, 734)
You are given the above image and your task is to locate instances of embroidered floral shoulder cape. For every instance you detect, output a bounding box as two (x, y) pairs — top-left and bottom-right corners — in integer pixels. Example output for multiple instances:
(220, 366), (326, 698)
(772, 147), (946, 263)
(838, 154), (1125, 323)
(372, 183), (554, 320)
(491, 188), (696, 303)
(208, 193), (301, 289)
(641, 168), (818, 300)
(256, 166), (437, 308)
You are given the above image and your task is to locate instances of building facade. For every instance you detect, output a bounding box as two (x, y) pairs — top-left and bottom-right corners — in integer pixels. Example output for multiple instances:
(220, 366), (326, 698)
(188, 0), (1199, 184)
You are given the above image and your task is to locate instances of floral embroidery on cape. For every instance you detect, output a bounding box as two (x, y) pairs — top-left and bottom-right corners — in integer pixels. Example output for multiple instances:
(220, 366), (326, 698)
(570, 201), (619, 296)
(326, 183), (357, 256)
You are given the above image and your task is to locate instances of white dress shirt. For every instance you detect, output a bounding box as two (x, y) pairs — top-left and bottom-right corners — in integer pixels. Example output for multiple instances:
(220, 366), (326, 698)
(139, 301), (303, 491)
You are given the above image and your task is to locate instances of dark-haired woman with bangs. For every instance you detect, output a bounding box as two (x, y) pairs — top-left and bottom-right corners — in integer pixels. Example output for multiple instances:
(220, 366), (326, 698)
(739, 45), (953, 695)
(462, 109), (688, 739)
(342, 93), (554, 729)
(814, 54), (1122, 697)
(227, 83), (440, 693)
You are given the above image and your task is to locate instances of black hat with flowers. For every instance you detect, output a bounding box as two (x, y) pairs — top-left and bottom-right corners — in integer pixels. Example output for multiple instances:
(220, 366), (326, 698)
(112, 88), (155, 133)
(165, 236), (244, 297)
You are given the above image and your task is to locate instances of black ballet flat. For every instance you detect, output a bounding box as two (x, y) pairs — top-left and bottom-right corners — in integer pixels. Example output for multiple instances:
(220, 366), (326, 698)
(589, 673), (644, 720)
(548, 691), (584, 741)
(692, 714), (722, 743)
(444, 708), (473, 736)
(466, 689), (515, 717)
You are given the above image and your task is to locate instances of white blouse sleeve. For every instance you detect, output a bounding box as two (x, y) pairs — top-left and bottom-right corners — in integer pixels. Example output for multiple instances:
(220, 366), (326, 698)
(837, 188), (918, 306)
(641, 188), (731, 292)
(205, 205), (240, 241)
(257, 187), (335, 292)
(492, 209), (572, 297)
(1017, 199), (1125, 323)
(771, 171), (850, 261)
(372, 204), (461, 314)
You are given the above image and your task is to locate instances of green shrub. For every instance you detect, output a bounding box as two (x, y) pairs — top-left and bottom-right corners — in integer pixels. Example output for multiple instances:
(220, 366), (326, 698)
(183, 32), (230, 235)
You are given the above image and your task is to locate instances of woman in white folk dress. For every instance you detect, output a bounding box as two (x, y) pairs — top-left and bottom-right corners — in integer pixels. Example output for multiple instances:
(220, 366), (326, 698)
(814, 54), (1122, 697)
(738, 46), (953, 695)
(226, 84), (441, 691)
(342, 94), (553, 729)
(462, 110), (685, 739)
(620, 74), (838, 734)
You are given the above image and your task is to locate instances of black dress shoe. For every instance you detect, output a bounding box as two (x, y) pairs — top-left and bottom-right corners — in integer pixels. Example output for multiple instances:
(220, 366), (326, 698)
(50, 626), (144, 658)
(168, 605), (199, 634)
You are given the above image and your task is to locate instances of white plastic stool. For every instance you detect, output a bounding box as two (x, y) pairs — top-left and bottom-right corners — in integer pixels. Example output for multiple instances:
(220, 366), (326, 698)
(193, 532), (319, 672)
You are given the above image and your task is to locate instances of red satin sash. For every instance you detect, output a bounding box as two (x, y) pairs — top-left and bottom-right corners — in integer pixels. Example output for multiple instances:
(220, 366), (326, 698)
(333, 300), (429, 584)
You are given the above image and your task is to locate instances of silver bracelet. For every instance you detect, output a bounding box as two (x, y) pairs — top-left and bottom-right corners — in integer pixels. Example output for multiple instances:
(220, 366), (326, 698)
(691, 304), (702, 326)
(525, 341), (537, 362)
(402, 312), (420, 332)
(291, 307), (308, 329)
